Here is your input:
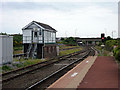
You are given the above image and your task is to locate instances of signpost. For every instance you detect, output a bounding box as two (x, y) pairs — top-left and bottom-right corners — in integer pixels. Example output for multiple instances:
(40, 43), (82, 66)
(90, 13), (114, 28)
(101, 33), (105, 55)
(101, 44), (105, 55)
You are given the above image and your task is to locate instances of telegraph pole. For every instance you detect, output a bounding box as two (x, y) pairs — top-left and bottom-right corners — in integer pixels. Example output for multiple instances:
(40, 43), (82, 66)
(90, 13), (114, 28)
(112, 30), (116, 39)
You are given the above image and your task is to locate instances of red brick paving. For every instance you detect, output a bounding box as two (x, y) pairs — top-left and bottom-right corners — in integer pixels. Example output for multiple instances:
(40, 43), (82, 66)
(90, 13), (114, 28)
(77, 56), (119, 89)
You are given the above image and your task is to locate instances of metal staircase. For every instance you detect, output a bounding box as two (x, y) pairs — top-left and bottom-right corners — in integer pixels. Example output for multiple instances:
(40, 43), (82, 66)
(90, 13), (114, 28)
(26, 44), (32, 58)
(32, 43), (37, 59)
(26, 36), (38, 59)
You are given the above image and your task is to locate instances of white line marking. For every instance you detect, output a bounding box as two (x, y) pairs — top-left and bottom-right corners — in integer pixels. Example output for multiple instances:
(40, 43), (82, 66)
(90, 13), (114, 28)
(86, 61), (89, 63)
(71, 72), (78, 77)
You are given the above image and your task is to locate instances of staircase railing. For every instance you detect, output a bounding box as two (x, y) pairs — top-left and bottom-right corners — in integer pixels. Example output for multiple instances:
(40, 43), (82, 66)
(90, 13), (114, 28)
(32, 43), (37, 59)
(26, 44), (32, 58)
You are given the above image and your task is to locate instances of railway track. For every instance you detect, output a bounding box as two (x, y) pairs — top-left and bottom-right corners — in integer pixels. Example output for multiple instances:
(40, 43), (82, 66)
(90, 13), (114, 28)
(13, 47), (80, 57)
(13, 53), (25, 57)
(26, 47), (96, 89)
(2, 48), (86, 83)
(2, 47), (95, 89)
(60, 47), (80, 51)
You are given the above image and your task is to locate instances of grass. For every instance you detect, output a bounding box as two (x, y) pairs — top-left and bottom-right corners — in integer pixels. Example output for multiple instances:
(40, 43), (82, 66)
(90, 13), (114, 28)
(13, 50), (23, 54)
(3, 45), (82, 73)
(2, 58), (47, 73)
(14, 46), (23, 51)
(59, 48), (82, 56)
(95, 46), (113, 56)
(13, 46), (23, 54)
(2, 65), (12, 72)
(13, 58), (47, 67)
(59, 45), (80, 50)
(23, 59), (46, 67)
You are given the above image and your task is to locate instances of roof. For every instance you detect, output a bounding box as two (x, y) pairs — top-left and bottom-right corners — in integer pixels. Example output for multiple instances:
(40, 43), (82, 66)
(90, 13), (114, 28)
(34, 21), (56, 31)
(22, 21), (57, 32)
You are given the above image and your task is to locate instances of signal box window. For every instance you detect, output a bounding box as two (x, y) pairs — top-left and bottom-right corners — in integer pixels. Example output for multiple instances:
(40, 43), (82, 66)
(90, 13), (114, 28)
(39, 30), (41, 35)
(34, 32), (37, 37)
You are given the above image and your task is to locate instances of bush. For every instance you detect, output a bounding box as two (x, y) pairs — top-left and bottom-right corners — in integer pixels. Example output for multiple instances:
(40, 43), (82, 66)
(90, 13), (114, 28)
(113, 46), (120, 61)
(105, 40), (118, 51)
(62, 37), (77, 45)
(115, 50), (120, 61)
(2, 65), (12, 71)
(12, 34), (22, 47)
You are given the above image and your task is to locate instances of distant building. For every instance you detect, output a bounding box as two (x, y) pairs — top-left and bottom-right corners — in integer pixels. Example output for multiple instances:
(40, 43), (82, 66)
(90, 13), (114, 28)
(22, 21), (57, 59)
(118, 2), (120, 38)
(0, 35), (13, 65)
(56, 37), (61, 42)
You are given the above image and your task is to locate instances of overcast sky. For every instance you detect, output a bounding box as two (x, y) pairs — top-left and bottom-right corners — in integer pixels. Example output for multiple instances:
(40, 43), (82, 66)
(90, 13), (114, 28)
(0, 0), (119, 38)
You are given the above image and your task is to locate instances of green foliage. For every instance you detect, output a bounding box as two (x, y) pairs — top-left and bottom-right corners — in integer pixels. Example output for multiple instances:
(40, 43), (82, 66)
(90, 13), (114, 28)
(14, 46), (23, 51)
(59, 45), (80, 50)
(106, 36), (112, 40)
(98, 42), (102, 46)
(3, 59), (46, 73)
(15, 64), (24, 68)
(0, 33), (23, 47)
(59, 48), (82, 56)
(115, 51), (120, 61)
(2, 65), (12, 71)
(12, 34), (23, 47)
(113, 46), (120, 61)
(13, 34), (23, 54)
(105, 40), (118, 51)
(0, 32), (7, 35)
(61, 38), (65, 41)
(61, 37), (77, 45)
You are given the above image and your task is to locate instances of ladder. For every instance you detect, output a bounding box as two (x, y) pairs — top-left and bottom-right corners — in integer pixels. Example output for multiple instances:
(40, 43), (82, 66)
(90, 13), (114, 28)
(26, 44), (32, 58)
(32, 43), (37, 59)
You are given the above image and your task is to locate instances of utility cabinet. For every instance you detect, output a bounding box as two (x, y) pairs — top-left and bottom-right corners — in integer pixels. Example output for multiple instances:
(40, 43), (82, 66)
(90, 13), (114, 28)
(0, 35), (13, 65)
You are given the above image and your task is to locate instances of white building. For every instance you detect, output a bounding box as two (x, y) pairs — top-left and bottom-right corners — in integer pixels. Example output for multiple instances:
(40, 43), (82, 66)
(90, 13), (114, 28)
(22, 21), (57, 59)
(0, 35), (13, 65)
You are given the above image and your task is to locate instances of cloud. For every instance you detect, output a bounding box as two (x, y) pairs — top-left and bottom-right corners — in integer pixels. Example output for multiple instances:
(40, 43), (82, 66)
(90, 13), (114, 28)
(1, 0), (119, 2)
(1, 2), (118, 38)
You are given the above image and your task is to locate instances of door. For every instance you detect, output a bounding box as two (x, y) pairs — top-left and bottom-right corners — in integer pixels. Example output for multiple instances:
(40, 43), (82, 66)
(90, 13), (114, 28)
(33, 31), (38, 43)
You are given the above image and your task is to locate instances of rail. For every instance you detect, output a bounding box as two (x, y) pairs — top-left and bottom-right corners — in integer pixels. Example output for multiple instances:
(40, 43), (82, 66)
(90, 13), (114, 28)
(2, 49), (88, 82)
(2, 47), (96, 89)
(13, 53), (26, 57)
(25, 47), (96, 89)
(26, 50), (91, 90)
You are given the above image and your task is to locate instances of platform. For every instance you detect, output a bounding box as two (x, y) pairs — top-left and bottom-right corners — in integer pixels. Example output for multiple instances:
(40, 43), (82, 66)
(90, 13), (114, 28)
(48, 56), (119, 89)
(48, 56), (97, 88)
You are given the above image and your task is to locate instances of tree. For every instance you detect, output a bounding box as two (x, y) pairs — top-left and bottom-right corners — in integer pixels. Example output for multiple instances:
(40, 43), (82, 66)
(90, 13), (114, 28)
(106, 36), (112, 40)
(0, 32), (7, 35)
(63, 37), (77, 45)
(61, 38), (65, 41)
(12, 34), (23, 47)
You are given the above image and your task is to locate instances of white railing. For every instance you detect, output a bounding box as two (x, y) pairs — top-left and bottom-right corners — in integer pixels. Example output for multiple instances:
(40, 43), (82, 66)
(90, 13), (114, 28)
(23, 36), (43, 43)
(23, 36), (56, 44)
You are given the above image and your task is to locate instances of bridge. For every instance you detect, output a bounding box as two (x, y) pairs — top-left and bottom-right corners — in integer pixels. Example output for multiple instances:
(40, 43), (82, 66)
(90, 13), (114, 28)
(75, 38), (101, 45)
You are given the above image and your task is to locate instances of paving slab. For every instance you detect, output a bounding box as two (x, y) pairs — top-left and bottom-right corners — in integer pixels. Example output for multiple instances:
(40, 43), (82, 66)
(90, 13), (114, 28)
(77, 56), (119, 89)
(48, 56), (97, 89)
